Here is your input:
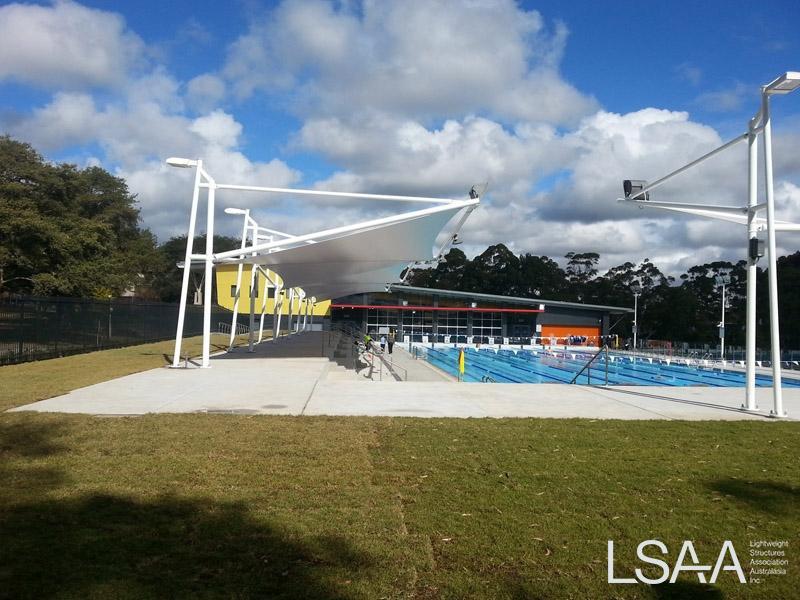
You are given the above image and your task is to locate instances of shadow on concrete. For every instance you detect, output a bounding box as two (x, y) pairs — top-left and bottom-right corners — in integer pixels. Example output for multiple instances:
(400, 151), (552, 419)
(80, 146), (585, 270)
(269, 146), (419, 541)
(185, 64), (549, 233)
(213, 332), (328, 361)
(0, 417), (373, 599)
(597, 387), (773, 419)
(708, 478), (800, 514)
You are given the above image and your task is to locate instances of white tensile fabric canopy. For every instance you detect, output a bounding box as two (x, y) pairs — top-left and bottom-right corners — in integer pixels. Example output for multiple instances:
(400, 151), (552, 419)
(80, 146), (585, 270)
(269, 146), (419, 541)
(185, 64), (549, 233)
(167, 155), (480, 368)
(217, 204), (471, 299)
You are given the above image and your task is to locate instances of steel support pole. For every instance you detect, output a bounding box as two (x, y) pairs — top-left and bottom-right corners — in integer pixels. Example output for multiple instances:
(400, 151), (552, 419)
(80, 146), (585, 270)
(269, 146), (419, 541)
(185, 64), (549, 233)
(229, 215), (249, 348)
(201, 183), (215, 368)
(172, 162), (202, 367)
(274, 285), (283, 341)
(744, 122), (759, 411)
(258, 270), (270, 343)
(632, 293), (639, 353)
(248, 267), (256, 352)
(761, 92), (785, 417)
(287, 288), (294, 335)
(720, 283), (726, 361)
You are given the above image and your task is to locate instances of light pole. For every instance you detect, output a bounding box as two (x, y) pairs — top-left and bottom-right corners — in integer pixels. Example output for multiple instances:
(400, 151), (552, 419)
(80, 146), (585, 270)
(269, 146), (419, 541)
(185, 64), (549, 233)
(759, 72), (800, 418)
(166, 156), (217, 369)
(620, 71), (800, 417)
(715, 274), (731, 361)
(631, 284), (641, 354)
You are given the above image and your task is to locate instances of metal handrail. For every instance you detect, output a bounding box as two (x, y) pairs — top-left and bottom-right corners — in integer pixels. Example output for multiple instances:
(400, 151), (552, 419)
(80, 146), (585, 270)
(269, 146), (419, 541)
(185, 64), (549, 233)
(481, 375), (496, 383)
(376, 351), (408, 381)
(570, 345), (609, 385)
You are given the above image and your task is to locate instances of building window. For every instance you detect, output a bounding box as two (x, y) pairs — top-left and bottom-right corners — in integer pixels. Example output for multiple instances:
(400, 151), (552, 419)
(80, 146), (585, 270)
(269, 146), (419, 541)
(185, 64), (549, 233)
(473, 312), (501, 338)
(401, 311), (433, 336)
(229, 283), (259, 298)
(367, 309), (399, 334)
(437, 311), (467, 336)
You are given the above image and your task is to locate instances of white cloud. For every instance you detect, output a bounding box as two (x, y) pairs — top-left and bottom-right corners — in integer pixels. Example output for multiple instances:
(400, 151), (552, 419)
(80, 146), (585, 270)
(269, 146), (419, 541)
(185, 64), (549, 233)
(189, 110), (242, 149)
(2, 0), (798, 274)
(694, 81), (752, 112)
(186, 74), (226, 112)
(223, 0), (596, 125)
(0, 0), (144, 89)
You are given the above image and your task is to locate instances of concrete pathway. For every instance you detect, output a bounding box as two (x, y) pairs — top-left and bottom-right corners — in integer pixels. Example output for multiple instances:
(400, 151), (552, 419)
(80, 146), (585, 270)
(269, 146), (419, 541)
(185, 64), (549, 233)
(10, 332), (800, 420)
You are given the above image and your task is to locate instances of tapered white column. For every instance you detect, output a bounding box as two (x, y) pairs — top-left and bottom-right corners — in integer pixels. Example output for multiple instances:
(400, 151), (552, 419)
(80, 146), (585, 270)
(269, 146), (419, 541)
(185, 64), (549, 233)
(744, 122), (759, 410)
(286, 288), (294, 335)
(761, 92), (785, 417)
(229, 214), (250, 348)
(201, 182), (215, 368)
(248, 267), (257, 352)
(273, 285), (283, 342)
(172, 161), (203, 367)
(258, 269), (270, 343)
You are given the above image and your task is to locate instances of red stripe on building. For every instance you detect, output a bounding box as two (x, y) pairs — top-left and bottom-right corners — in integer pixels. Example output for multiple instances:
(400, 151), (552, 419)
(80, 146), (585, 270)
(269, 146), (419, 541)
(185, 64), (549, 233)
(330, 303), (543, 314)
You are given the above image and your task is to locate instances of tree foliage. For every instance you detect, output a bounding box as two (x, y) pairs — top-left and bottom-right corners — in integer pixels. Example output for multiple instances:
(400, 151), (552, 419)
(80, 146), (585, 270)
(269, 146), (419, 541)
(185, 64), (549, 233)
(0, 136), (160, 297)
(408, 244), (800, 347)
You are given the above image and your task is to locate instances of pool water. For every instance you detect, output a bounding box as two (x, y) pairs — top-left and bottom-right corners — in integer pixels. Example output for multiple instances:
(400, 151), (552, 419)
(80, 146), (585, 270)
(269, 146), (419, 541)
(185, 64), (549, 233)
(426, 347), (800, 387)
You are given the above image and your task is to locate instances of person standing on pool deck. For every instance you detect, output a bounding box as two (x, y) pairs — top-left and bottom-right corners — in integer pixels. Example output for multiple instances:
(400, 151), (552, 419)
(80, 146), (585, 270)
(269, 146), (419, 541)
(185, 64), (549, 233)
(387, 329), (396, 354)
(379, 334), (387, 352)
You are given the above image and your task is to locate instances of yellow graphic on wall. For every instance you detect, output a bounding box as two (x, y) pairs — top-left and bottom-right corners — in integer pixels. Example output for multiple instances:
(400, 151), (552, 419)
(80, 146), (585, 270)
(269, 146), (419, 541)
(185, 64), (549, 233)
(215, 264), (331, 316)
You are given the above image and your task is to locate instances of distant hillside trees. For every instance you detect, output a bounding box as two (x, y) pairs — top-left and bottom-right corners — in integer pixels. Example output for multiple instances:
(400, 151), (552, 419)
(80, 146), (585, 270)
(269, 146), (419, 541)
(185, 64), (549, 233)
(408, 245), (800, 348)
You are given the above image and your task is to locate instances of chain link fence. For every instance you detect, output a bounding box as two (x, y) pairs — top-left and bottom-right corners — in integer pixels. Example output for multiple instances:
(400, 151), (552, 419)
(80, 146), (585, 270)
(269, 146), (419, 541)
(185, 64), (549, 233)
(0, 294), (249, 366)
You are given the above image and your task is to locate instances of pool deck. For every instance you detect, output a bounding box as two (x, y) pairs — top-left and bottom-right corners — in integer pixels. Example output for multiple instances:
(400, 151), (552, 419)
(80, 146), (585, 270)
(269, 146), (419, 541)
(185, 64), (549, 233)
(10, 332), (800, 421)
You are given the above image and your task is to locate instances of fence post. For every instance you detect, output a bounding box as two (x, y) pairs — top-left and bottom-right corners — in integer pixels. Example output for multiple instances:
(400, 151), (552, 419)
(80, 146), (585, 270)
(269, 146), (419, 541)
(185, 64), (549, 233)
(55, 300), (61, 356)
(17, 298), (25, 359)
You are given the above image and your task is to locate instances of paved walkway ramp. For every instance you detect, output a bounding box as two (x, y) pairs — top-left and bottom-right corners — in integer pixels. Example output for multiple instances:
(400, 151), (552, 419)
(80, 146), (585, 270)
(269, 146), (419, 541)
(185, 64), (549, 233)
(10, 332), (799, 420)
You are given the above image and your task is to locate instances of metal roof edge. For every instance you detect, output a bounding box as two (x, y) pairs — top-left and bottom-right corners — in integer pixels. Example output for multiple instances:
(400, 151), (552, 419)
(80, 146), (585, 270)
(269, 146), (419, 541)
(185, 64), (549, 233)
(386, 284), (634, 313)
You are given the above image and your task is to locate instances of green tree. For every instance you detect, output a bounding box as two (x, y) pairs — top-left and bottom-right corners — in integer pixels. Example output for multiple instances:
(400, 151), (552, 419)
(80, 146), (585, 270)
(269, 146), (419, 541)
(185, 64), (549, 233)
(151, 234), (241, 302)
(0, 136), (160, 297)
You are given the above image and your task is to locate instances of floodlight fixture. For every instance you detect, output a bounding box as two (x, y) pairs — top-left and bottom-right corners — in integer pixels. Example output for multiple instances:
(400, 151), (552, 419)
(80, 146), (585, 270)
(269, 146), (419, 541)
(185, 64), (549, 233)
(764, 71), (800, 95)
(166, 157), (198, 168)
(224, 207), (248, 215)
(623, 180), (649, 201)
(714, 274), (731, 285)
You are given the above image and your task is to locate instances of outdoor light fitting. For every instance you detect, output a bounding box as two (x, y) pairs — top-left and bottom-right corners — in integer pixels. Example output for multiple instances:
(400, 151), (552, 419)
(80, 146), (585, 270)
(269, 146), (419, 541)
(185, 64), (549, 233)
(623, 180), (650, 201)
(714, 274), (731, 285)
(764, 71), (800, 95)
(616, 69), (800, 418)
(166, 157), (198, 168)
(224, 207), (248, 215)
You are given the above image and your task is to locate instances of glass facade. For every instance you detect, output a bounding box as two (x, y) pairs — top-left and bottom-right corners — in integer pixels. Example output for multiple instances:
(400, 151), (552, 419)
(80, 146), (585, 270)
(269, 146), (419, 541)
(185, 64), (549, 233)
(401, 310), (433, 336)
(366, 309), (399, 334)
(437, 311), (468, 337)
(472, 312), (502, 339)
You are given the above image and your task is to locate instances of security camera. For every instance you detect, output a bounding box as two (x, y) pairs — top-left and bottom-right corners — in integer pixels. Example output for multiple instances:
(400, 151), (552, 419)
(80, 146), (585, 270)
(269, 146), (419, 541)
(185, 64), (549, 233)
(384, 284), (391, 293)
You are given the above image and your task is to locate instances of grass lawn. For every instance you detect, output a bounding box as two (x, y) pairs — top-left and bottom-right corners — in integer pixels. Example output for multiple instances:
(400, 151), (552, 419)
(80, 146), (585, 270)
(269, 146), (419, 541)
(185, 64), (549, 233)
(1, 341), (798, 598)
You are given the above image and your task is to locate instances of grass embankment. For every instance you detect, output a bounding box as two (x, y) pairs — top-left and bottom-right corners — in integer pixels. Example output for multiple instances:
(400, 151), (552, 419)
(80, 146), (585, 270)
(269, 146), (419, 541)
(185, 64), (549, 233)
(0, 333), (252, 413)
(1, 342), (798, 598)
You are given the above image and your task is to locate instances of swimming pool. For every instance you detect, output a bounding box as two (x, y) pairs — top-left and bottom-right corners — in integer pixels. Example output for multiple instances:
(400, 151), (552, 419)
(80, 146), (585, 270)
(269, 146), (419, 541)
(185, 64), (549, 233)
(425, 347), (800, 387)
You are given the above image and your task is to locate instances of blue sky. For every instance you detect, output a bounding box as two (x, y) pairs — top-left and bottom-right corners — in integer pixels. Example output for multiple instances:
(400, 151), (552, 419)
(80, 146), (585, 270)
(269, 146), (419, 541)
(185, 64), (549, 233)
(1, 0), (798, 272)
